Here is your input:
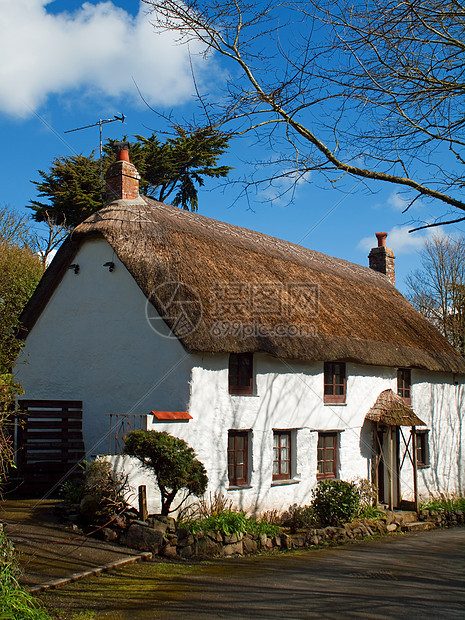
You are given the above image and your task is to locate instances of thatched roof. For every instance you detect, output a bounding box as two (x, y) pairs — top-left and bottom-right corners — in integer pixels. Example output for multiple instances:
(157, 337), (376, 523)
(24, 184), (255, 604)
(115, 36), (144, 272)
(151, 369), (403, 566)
(20, 196), (465, 374)
(365, 389), (426, 426)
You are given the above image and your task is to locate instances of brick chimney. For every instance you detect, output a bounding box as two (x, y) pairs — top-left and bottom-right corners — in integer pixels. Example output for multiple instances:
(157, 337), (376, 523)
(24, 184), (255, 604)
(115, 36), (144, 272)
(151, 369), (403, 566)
(105, 141), (140, 202)
(368, 232), (395, 285)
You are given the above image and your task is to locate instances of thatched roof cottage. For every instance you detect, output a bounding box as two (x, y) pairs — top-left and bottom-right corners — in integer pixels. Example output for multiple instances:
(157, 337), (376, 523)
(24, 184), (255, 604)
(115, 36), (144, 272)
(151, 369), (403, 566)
(15, 145), (465, 512)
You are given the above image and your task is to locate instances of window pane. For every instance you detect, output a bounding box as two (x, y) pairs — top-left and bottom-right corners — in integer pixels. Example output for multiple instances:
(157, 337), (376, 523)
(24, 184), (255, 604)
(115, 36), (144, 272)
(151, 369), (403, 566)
(281, 461), (289, 474)
(236, 436), (244, 450)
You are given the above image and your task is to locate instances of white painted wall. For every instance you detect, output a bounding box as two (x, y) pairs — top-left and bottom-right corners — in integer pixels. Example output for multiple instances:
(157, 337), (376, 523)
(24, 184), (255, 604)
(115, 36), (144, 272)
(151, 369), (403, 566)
(16, 237), (465, 514)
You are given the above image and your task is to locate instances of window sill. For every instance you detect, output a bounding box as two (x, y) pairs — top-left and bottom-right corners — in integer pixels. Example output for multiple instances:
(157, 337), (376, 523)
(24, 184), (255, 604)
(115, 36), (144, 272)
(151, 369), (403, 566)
(271, 479), (300, 487)
(227, 485), (253, 491)
(229, 394), (260, 398)
(323, 402), (347, 406)
(417, 463), (430, 469)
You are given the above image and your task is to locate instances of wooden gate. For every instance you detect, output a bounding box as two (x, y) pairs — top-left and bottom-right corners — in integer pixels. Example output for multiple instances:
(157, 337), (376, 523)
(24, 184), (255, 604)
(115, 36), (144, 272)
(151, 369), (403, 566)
(16, 400), (85, 495)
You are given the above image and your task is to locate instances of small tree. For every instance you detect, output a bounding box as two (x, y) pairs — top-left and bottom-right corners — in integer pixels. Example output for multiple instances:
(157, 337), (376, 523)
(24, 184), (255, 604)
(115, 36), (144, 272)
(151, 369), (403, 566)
(123, 430), (208, 516)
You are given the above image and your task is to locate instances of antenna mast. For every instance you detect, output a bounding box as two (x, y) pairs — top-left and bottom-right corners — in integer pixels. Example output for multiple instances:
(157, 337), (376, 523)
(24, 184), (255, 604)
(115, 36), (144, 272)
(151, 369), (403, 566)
(65, 114), (126, 199)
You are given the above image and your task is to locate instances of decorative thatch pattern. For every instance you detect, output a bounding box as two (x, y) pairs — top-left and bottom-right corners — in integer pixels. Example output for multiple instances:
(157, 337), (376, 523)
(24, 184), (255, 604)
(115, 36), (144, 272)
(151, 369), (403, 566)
(21, 197), (465, 374)
(365, 389), (426, 426)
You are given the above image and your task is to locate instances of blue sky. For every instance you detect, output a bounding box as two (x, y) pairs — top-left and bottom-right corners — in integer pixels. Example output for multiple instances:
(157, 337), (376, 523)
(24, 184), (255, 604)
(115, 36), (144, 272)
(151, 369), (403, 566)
(1, 0), (461, 293)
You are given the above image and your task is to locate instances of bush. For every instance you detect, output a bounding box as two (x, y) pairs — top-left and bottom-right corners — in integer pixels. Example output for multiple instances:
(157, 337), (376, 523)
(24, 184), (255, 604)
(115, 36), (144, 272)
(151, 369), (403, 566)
(60, 460), (130, 525)
(124, 430), (208, 516)
(311, 480), (360, 526)
(282, 504), (317, 533)
(0, 527), (51, 619)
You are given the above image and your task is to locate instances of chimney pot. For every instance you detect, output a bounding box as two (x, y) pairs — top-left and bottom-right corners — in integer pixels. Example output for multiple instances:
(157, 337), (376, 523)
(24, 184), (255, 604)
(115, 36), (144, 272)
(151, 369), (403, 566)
(376, 232), (387, 247)
(114, 141), (130, 162)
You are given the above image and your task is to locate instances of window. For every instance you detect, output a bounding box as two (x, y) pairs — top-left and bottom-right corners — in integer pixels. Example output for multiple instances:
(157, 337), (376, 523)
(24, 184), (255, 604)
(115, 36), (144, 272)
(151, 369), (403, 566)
(317, 432), (338, 479)
(273, 431), (291, 480)
(324, 362), (346, 403)
(229, 353), (254, 395)
(415, 430), (430, 468)
(397, 368), (411, 404)
(228, 431), (249, 486)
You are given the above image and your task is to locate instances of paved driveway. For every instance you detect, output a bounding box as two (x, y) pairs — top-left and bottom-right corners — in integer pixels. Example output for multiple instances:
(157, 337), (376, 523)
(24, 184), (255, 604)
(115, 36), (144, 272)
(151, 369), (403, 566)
(40, 527), (465, 619)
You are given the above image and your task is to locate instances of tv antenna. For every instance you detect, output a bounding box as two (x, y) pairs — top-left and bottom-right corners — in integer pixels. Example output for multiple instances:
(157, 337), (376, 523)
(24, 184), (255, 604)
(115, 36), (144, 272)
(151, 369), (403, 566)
(65, 114), (126, 196)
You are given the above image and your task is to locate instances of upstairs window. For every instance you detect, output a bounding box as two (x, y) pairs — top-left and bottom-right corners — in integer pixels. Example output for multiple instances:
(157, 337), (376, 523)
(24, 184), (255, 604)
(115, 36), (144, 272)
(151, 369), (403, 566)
(229, 353), (253, 395)
(324, 362), (346, 404)
(317, 432), (338, 479)
(397, 368), (411, 404)
(228, 430), (249, 486)
(273, 431), (291, 481)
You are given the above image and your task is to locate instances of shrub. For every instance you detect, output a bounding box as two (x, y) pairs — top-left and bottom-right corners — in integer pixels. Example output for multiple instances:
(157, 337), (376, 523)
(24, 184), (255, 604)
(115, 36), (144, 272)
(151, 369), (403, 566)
(282, 504), (317, 533)
(124, 430), (208, 516)
(311, 480), (360, 526)
(60, 460), (130, 525)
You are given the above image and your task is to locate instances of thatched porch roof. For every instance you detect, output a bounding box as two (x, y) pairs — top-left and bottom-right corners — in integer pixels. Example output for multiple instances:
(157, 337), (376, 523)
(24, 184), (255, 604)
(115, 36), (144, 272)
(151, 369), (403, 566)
(365, 389), (426, 426)
(20, 197), (465, 374)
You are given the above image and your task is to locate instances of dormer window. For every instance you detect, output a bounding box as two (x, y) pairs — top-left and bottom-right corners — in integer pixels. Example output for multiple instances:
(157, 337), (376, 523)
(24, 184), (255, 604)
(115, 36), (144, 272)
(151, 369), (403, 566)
(397, 368), (411, 404)
(229, 353), (253, 395)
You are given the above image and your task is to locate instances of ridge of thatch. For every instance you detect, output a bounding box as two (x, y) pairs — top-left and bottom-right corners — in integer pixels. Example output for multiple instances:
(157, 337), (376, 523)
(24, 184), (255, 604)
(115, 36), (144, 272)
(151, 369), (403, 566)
(20, 196), (465, 374)
(365, 389), (426, 426)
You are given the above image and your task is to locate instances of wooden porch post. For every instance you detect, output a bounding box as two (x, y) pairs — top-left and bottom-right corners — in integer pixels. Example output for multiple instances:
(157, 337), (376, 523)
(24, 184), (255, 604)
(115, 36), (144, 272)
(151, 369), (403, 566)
(412, 426), (419, 513)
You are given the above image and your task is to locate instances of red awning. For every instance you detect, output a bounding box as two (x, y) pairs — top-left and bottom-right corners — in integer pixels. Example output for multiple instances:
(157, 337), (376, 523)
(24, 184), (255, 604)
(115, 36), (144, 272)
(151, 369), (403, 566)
(151, 411), (192, 421)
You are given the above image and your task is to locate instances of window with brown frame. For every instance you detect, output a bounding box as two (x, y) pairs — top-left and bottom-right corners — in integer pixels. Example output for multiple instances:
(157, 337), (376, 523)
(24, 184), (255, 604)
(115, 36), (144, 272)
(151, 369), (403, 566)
(273, 431), (291, 480)
(317, 432), (338, 479)
(397, 368), (412, 404)
(229, 353), (254, 395)
(228, 430), (249, 486)
(323, 362), (346, 403)
(415, 430), (430, 468)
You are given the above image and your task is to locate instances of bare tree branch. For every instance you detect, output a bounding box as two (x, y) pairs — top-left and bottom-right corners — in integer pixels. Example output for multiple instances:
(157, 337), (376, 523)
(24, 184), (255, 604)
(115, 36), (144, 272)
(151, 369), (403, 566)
(142, 0), (465, 228)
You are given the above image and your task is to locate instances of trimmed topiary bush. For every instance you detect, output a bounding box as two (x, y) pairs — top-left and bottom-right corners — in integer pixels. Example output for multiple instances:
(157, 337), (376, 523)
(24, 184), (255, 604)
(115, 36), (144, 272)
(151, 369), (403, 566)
(124, 430), (208, 516)
(311, 479), (360, 526)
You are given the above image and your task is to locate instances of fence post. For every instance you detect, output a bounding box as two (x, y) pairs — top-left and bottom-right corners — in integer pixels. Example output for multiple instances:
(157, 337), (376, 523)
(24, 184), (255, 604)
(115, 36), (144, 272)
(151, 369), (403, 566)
(138, 485), (148, 521)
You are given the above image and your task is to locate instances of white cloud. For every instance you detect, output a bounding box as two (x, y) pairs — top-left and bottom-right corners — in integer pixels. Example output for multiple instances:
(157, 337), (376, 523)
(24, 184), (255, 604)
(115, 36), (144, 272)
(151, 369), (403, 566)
(358, 225), (446, 254)
(0, 1), (209, 117)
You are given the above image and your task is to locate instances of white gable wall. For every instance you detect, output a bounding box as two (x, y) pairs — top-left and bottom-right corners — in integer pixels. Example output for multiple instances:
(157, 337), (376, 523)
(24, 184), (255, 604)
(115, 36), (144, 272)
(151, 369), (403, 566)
(15, 238), (193, 457)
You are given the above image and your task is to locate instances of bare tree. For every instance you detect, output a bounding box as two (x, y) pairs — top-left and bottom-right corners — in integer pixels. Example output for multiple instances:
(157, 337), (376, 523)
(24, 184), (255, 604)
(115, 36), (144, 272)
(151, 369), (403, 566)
(143, 0), (465, 229)
(28, 211), (70, 266)
(407, 235), (465, 356)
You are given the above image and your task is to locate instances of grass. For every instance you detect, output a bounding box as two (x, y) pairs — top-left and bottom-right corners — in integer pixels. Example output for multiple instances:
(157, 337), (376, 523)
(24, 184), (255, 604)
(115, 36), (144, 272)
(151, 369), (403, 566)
(40, 561), (206, 620)
(420, 495), (465, 511)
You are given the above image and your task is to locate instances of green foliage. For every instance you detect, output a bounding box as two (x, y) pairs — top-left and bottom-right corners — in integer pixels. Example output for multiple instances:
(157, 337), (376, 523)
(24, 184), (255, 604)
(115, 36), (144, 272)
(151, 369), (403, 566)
(29, 128), (231, 228)
(421, 495), (465, 511)
(29, 154), (102, 228)
(179, 508), (281, 537)
(311, 480), (360, 527)
(0, 234), (44, 491)
(0, 242), (44, 374)
(0, 528), (51, 619)
(62, 460), (129, 525)
(124, 430), (208, 516)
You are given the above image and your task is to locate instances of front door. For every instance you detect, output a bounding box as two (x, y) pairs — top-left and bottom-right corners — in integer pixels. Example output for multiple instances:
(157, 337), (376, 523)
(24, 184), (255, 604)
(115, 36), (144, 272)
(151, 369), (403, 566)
(375, 425), (400, 509)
